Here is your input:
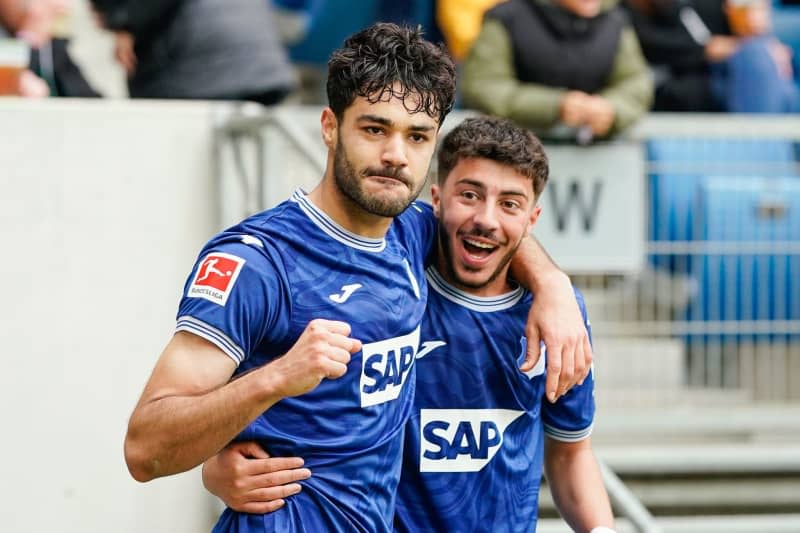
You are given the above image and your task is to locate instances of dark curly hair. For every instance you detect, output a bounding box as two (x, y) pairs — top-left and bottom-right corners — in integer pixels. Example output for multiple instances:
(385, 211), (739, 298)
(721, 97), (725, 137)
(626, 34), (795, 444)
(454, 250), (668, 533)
(437, 116), (549, 198)
(327, 23), (456, 125)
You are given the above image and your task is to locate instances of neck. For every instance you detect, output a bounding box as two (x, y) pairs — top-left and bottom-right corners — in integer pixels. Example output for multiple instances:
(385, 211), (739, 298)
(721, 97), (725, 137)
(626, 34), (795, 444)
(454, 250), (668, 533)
(307, 167), (394, 239)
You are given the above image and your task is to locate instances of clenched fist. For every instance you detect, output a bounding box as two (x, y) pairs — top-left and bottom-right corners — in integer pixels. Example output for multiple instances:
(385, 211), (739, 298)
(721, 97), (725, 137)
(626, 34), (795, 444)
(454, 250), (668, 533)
(269, 319), (362, 398)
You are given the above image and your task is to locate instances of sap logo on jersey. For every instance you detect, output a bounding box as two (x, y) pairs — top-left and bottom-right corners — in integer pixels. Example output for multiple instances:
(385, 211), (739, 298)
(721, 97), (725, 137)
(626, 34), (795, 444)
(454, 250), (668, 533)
(188, 252), (245, 306)
(360, 326), (420, 407)
(420, 409), (524, 472)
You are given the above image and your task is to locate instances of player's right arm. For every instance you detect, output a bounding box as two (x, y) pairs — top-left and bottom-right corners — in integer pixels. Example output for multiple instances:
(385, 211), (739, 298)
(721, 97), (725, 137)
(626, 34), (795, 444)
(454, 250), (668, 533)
(543, 436), (614, 532)
(124, 319), (360, 482)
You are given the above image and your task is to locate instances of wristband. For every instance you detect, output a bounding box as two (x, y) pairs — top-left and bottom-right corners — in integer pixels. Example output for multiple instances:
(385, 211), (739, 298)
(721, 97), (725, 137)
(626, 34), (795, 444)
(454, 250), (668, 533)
(590, 528), (617, 533)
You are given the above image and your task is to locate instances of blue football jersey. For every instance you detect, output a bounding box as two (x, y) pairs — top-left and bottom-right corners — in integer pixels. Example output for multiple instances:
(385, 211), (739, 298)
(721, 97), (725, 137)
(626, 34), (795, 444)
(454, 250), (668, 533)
(394, 267), (595, 533)
(175, 190), (435, 533)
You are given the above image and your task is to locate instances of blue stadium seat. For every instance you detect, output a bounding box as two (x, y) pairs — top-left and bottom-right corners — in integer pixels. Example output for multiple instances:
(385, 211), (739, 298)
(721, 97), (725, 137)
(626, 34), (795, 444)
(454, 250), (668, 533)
(646, 138), (797, 274)
(285, 0), (380, 65)
(688, 175), (800, 339)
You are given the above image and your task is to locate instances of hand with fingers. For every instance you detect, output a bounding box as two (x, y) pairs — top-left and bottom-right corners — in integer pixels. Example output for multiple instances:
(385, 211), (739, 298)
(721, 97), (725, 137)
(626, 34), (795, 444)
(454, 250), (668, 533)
(519, 272), (592, 402)
(203, 441), (311, 514)
(113, 31), (137, 76)
(583, 95), (615, 137)
(559, 90), (592, 128)
(269, 319), (362, 399)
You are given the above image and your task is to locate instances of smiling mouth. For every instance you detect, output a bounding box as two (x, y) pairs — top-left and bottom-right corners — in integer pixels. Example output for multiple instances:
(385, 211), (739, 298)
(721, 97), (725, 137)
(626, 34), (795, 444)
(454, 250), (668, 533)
(462, 237), (498, 260)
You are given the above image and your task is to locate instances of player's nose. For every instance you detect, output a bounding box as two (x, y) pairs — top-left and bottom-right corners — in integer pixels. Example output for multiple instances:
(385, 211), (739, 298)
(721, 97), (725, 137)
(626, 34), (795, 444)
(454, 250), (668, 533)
(381, 134), (408, 168)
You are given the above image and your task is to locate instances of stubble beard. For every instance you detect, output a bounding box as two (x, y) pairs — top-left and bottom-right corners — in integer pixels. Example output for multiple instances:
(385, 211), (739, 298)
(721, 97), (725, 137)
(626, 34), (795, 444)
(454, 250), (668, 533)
(437, 208), (522, 291)
(332, 138), (424, 218)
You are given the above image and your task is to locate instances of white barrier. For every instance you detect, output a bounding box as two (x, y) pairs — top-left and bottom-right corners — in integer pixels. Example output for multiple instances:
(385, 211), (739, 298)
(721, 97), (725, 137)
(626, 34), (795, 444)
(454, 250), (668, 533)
(535, 142), (646, 273)
(0, 99), (222, 533)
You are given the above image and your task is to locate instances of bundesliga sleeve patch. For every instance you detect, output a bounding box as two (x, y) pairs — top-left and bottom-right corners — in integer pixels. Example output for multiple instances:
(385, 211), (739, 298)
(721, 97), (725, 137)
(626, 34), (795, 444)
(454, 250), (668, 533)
(187, 252), (246, 306)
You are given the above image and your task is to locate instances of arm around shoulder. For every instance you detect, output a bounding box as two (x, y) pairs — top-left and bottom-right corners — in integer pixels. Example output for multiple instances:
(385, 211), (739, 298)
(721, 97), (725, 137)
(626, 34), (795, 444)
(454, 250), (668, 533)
(509, 237), (592, 401)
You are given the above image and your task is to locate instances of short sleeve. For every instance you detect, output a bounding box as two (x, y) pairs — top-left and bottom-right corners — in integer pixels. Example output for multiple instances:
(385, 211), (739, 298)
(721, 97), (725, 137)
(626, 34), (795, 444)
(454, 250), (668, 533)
(175, 237), (289, 366)
(542, 287), (595, 441)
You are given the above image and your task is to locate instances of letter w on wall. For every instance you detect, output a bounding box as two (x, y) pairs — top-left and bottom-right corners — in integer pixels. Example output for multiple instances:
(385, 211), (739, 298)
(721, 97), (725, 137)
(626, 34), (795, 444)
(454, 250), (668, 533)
(548, 180), (604, 233)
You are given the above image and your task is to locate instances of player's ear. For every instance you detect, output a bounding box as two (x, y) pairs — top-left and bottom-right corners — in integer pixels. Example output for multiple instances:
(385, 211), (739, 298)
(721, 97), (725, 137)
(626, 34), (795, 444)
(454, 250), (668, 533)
(321, 107), (338, 149)
(529, 205), (542, 228)
(431, 184), (441, 217)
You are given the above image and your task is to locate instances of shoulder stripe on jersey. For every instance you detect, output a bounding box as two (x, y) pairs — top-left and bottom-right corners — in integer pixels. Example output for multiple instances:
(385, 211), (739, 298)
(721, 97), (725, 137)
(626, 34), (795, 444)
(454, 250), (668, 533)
(291, 190), (387, 253)
(425, 266), (525, 312)
(175, 316), (245, 365)
(403, 259), (421, 299)
(544, 423), (593, 442)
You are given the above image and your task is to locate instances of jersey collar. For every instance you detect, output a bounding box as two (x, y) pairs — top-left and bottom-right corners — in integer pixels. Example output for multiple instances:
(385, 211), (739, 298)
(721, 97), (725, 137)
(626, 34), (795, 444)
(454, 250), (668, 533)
(291, 189), (387, 253)
(426, 266), (525, 312)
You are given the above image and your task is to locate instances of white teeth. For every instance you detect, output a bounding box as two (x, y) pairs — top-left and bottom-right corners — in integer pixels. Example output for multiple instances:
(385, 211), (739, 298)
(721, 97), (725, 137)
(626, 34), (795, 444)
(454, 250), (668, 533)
(464, 238), (495, 250)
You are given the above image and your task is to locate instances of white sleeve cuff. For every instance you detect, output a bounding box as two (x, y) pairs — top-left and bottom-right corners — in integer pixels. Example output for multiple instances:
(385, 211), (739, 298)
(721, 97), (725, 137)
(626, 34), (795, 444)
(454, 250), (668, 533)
(590, 527), (617, 533)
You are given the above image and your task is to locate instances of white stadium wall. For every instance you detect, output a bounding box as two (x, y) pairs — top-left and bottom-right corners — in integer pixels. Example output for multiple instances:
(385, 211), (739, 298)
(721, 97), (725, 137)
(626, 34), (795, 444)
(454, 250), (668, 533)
(0, 99), (222, 533)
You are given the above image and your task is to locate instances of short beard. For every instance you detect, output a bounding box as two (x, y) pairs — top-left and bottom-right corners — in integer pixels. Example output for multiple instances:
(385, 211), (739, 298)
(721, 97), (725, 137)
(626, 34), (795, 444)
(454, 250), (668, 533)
(333, 137), (423, 218)
(437, 212), (522, 290)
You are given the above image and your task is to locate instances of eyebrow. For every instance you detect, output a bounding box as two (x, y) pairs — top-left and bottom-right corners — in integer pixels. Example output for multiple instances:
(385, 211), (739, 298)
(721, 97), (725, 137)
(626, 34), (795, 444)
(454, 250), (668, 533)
(357, 114), (436, 133)
(457, 178), (530, 199)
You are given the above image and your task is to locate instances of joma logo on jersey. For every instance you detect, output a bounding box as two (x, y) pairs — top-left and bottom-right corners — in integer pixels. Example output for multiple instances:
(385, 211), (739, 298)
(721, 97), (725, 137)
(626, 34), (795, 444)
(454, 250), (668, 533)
(360, 326), (420, 407)
(420, 409), (524, 472)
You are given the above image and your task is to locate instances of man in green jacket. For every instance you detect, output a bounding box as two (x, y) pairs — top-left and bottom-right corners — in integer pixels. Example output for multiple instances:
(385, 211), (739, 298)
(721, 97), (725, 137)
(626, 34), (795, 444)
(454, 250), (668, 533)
(462, 0), (653, 140)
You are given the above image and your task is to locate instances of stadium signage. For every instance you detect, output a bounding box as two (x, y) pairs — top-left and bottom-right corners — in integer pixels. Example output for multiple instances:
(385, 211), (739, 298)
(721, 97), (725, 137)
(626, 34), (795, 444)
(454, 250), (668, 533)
(534, 142), (646, 273)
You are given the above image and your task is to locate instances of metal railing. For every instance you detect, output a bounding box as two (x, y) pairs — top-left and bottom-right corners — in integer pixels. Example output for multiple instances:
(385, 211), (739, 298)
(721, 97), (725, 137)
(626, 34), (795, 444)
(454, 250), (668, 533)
(600, 459), (662, 533)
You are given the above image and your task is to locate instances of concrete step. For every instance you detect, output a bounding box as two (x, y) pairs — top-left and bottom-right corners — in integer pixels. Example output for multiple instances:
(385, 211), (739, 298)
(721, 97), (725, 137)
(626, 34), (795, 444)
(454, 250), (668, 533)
(536, 514), (800, 533)
(612, 477), (800, 515)
(593, 404), (800, 444)
(540, 476), (800, 517)
(591, 336), (685, 390)
(538, 443), (800, 518)
(595, 444), (800, 475)
(578, 270), (696, 326)
(594, 386), (751, 412)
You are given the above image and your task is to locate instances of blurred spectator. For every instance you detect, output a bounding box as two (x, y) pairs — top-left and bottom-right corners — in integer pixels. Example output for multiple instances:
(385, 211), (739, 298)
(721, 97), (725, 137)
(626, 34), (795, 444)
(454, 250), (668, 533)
(91, 0), (296, 103)
(271, 0), (313, 45)
(718, 0), (798, 111)
(269, 0), (377, 103)
(436, 0), (502, 61)
(624, 0), (798, 112)
(378, 0), (442, 41)
(272, 0), (441, 62)
(0, 0), (99, 97)
(461, 0), (653, 142)
(0, 35), (48, 97)
(270, 0), (443, 104)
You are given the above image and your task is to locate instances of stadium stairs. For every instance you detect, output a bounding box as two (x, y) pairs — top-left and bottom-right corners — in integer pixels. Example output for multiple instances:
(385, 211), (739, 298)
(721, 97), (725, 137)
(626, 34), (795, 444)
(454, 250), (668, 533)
(533, 329), (800, 532)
